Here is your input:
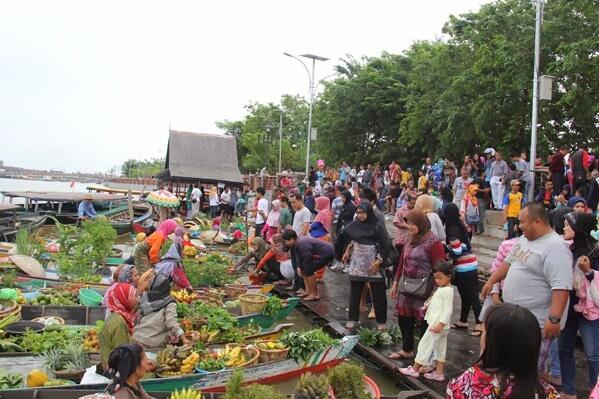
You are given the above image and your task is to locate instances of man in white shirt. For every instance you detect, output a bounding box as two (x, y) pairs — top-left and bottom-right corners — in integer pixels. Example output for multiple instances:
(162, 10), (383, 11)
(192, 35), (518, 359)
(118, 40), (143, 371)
(190, 184), (202, 215)
(290, 193), (312, 236)
(220, 187), (232, 220)
(247, 187), (269, 237)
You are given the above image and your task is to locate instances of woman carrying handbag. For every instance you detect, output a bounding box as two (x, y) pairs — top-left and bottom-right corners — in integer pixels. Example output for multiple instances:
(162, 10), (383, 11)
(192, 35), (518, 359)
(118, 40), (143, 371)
(389, 209), (445, 360)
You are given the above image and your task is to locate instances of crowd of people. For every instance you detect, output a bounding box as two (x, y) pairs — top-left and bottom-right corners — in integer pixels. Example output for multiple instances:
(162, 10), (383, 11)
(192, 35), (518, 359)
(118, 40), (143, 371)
(94, 145), (599, 398)
(229, 147), (599, 397)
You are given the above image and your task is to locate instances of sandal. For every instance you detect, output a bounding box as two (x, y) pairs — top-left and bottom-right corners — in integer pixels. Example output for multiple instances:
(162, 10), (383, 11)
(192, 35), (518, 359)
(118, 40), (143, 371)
(345, 321), (361, 330)
(296, 291), (308, 298)
(469, 329), (483, 337)
(451, 323), (468, 329)
(388, 351), (414, 360)
(376, 324), (387, 332)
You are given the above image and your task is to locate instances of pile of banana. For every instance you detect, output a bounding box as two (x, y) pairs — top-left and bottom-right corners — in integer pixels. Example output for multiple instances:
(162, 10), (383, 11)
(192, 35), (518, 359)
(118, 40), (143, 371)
(170, 289), (199, 304)
(169, 387), (201, 399)
(219, 345), (247, 368)
(156, 344), (197, 376)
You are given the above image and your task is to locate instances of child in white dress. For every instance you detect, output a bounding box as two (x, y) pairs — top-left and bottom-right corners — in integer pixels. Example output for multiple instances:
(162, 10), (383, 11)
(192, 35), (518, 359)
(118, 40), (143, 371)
(399, 261), (454, 381)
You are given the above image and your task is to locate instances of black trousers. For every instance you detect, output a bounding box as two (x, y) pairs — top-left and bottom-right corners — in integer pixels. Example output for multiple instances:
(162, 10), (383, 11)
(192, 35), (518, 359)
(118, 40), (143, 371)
(507, 217), (519, 239)
(263, 259), (284, 282)
(551, 172), (564, 196)
(348, 280), (387, 324)
(398, 315), (428, 352)
(455, 269), (482, 324)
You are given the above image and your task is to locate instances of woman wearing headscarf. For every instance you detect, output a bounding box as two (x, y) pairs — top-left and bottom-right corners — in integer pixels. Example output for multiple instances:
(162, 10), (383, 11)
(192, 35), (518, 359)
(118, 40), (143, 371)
(103, 264), (141, 318)
(251, 233), (294, 285)
(331, 191), (356, 272)
(100, 283), (138, 367)
(133, 219), (179, 272)
(559, 212), (599, 398)
(105, 343), (155, 399)
(337, 202), (389, 330)
(415, 194), (446, 242)
(233, 236), (268, 273)
(263, 199), (281, 241)
(153, 232), (192, 291)
(310, 196), (333, 242)
(444, 203), (482, 335)
(460, 183), (480, 235)
(389, 209), (445, 360)
(550, 207), (574, 236)
(304, 188), (316, 215)
(132, 274), (188, 350)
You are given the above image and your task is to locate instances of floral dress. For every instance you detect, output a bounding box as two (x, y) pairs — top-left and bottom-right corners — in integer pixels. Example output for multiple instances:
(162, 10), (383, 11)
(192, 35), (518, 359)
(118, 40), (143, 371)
(447, 365), (559, 399)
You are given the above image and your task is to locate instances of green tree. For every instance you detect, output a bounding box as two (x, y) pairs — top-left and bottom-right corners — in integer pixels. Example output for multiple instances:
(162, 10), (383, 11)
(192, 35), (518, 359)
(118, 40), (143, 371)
(120, 158), (165, 178)
(217, 95), (310, 173)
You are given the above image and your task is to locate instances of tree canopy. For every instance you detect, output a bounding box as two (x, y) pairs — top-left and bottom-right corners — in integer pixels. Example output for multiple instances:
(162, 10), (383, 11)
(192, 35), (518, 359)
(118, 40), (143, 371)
(218, 0), (598, 171)
(121, 158), (164, 178)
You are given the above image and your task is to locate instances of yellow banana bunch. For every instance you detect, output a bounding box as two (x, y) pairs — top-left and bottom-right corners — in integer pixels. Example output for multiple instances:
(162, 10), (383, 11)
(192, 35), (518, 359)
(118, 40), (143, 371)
(180, 352), (200, 374)
(170, 388), (201, 399)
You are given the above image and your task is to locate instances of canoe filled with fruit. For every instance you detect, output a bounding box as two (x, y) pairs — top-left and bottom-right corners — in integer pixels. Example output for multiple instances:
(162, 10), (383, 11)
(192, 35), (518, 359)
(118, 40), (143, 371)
(0, 332), (359, 394)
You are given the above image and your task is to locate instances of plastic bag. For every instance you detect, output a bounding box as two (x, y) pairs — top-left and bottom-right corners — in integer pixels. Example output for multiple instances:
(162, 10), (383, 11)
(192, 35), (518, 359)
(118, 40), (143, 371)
(0, 288), (18, 301)
(80, 365), (111, 385)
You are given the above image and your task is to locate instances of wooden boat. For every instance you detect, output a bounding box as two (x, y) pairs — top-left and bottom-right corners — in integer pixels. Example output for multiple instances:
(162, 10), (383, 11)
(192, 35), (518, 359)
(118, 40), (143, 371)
(1, 191), (128, 225)
(16, 297), (300, 330)
(0, 323), (293, 358)
(2, 373), (393, 399)
(17, 213), (49, 232)
(0, 336), (359, 394)
(102, 203), (153, 235)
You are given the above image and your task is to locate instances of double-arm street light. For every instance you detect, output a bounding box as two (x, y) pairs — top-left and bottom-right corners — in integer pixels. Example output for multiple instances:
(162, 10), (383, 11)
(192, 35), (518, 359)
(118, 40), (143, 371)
(284, 52), (329, 180)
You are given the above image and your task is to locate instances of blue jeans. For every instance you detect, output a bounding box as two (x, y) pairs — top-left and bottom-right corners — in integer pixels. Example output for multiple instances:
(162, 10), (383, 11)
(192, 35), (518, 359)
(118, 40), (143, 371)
(550, 339), (561, 378)
(559, 309), (599, 395)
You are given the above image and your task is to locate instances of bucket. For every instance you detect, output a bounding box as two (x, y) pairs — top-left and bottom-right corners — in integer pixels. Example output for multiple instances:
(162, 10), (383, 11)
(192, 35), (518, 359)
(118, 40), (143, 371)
(238, 293), (268, 315)
(79, 288), (103, 306)
(225, 284), (247, 299)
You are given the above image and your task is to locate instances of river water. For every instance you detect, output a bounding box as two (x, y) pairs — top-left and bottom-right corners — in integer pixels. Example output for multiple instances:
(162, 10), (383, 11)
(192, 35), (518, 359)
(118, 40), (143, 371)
(0, 177), (90, 204)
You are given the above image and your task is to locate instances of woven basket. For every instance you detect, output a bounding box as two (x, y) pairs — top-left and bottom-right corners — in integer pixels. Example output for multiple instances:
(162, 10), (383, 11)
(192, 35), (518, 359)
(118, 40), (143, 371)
(197, 295), (223, 307)
(225, 284), (247, 299)
(254, 341), (289, 363)
(239, 293), (268, 315)
(0, 300), (18, 316)
(224, 345), (260, 368)
(53, 369), (85, 382)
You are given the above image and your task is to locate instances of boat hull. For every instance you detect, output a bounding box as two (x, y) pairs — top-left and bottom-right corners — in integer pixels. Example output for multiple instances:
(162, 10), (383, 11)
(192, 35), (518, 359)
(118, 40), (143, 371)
(0, 336), (359, 394)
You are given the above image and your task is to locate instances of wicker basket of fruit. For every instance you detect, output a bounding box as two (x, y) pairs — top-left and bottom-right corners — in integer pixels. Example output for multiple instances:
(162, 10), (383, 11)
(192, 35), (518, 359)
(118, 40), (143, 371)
(254, 340), (289, 363)
(225, 284), (247, 299)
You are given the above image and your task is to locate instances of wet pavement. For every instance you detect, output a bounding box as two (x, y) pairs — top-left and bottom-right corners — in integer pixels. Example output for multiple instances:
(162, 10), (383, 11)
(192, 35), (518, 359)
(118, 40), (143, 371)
(279, 267), (592, 398)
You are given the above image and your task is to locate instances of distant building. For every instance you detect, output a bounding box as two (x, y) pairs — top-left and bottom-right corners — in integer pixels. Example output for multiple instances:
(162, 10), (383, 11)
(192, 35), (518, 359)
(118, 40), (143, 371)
(156, 130), (244, 193)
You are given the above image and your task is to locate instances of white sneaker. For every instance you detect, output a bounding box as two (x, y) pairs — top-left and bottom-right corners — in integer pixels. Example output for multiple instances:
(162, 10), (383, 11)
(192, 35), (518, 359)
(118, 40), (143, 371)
(330, 261), (343, 271)
(342, 265), (350, 273)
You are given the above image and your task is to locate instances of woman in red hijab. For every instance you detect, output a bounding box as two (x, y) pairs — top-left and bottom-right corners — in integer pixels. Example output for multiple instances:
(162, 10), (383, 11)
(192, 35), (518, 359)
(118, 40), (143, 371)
(100, 283), (139, 367)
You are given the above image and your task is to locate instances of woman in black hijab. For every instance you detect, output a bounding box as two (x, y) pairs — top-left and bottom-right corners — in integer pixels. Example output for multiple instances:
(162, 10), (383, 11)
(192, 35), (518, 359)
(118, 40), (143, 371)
(337, 202), (389, 330)
(337, 190), (356, 234)
(132, 274), (189, 349)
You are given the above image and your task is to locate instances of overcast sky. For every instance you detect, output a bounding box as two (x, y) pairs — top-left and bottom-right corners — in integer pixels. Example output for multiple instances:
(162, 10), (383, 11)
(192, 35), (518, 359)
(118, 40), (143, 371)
(0, 0), (489, 174)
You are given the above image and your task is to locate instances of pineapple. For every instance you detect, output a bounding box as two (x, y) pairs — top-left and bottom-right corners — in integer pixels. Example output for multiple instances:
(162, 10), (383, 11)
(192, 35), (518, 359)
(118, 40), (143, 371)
(293, 372), (330, 399)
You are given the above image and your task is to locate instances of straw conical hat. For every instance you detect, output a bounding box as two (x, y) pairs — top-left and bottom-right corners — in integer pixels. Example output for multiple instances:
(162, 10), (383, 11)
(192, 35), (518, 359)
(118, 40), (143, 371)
(9, 254), (45, 278)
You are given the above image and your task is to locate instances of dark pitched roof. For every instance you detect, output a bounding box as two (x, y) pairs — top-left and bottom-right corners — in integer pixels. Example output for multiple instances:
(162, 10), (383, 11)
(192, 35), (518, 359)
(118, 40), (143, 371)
(163, 130), (244, 184)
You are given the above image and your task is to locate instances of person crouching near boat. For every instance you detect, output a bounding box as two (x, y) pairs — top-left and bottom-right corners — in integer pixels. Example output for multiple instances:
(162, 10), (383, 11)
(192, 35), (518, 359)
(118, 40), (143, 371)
(250, 233), (295, 285)
(133, 219), (180, 272)
(104, 343), (156, 399)
(100, 283), (139, 369)
(132, 274), (190, 350)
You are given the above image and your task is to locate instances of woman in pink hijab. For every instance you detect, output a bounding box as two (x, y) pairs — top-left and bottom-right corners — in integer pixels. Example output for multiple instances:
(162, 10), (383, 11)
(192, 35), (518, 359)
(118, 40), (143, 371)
(263, 200), (281, 241)
(133, 219), (180, 272)
(310, 196), (332, 241)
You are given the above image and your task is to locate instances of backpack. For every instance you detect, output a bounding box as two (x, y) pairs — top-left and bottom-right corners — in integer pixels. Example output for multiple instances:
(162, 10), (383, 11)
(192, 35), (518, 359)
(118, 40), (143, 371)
(464, 197), (480, 225)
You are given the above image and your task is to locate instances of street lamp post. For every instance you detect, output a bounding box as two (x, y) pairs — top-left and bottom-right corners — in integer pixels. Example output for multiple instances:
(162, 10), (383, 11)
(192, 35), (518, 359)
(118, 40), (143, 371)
(265, 124), (272, 171)
(278, 113), (283, 174)
(528, 0), (544, 202)
(284, 52), (329, 180)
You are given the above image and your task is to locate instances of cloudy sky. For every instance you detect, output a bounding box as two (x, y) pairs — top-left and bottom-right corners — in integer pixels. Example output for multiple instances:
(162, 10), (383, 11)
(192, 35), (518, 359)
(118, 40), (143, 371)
(0, 0), (489, 173)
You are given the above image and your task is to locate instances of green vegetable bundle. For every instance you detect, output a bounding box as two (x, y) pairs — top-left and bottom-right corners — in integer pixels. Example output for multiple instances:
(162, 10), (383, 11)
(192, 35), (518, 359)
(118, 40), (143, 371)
(184, 257), (236, 287)
(280, 329), (338, 361)
(261, 296), (283, 318)
(356, 327), (393, 347)
(5, 328), (83, 354)
(328, 362), (370, 399)
(0, 368), (23, 389)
